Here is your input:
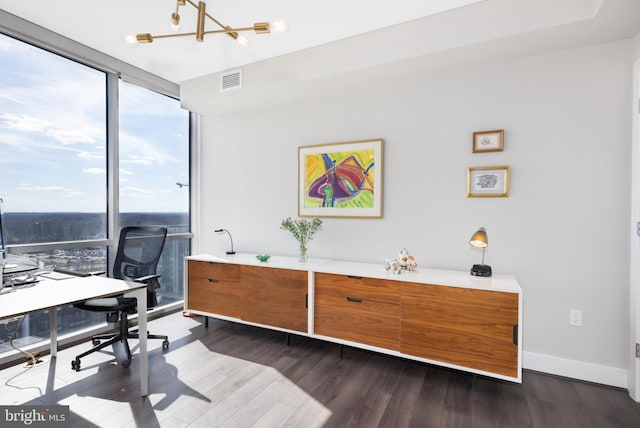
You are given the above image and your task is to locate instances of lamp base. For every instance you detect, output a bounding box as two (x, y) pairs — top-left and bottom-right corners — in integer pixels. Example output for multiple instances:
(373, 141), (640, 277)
(470, 264), (492, 277)
(226, 251), (236, 255)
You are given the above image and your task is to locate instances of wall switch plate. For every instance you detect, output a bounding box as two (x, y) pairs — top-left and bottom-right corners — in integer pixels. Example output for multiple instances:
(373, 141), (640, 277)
(569, 309), (582, 327)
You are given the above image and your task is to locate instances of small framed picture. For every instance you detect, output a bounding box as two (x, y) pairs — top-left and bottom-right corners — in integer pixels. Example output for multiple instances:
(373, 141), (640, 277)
(467, 166), (510, 198)
(473, 130), (504, 153)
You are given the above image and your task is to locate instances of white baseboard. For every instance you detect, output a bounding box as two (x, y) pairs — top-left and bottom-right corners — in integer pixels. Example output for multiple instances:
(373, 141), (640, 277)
(523, 351), (628, 389)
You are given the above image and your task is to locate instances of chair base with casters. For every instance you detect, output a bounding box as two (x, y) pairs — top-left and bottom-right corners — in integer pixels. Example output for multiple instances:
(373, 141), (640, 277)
(71, 283), (169, 372)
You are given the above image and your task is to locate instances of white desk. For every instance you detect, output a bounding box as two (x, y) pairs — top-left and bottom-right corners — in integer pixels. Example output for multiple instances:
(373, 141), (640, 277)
(0, 275), (149, 396)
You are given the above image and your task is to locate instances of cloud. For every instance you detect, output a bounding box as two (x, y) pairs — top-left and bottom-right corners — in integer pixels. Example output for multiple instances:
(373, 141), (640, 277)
(120, 168), (135, 176)
(46, 127), (96, 145)
(121, 157), (153, 166)
(119, 132), (176, 166)
(0, 113), (101, 145)
(120, 186), (155, 200)
(83, 168), (105, 174)
(0, 113), (50, 132)
(16, 184), (83, 197)
(77, 151), (105, 160)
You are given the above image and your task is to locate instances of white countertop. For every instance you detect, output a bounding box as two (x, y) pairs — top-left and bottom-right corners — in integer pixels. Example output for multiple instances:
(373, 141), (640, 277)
(313, 260), (521, 293)
(186, 253), (521, 294)
(186, 253), (332, 271)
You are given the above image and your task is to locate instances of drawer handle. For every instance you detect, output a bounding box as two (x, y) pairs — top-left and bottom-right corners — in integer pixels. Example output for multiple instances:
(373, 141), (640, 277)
(347, 275), (363, 280)
(208, 278), (219, 283)
(346, 297), (363, 303)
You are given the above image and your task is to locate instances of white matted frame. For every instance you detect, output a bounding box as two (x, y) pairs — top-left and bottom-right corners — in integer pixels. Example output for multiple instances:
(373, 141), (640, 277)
(473, 130), (504, 153)
(467, 165), (510, 198)
(298, 139), (383, 218)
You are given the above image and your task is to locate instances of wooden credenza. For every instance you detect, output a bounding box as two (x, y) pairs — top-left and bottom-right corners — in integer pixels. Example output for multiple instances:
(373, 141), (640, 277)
(185, 254), (522, 382)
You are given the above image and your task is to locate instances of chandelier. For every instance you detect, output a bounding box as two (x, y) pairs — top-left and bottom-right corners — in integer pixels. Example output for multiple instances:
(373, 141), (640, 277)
(127, 0), (287, 48)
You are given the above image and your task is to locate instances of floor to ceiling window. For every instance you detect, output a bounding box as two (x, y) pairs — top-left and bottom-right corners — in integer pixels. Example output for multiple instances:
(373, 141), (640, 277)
(0, 30), (191, 358)
(118, 81), (190, 305)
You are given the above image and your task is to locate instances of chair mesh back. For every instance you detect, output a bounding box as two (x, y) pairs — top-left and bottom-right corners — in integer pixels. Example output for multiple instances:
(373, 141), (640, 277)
(113, 226), (167, 281)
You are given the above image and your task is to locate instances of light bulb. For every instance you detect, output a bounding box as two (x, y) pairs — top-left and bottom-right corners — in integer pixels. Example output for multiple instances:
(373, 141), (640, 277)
(123, 34), (139, 45)
(171, 12), (180, 31)
(236, 34), (249, 48)
(270, 19), (287, 33)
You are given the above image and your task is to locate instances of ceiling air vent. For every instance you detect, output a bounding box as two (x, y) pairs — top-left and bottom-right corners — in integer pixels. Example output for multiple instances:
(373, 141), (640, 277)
(220, 69), (242, 92)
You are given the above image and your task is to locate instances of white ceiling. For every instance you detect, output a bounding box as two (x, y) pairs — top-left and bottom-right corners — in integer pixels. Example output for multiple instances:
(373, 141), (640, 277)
(0, 0), (485, 84)
(1, 0), (639, 90)
(176, 0), (640, 115)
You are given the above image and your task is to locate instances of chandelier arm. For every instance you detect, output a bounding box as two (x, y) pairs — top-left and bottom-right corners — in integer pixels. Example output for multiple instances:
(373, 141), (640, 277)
(151, 32), (198, 40)
(185, 0), (227, 30)
(204, 11), (227, 30)
(203, 26), (256, 35)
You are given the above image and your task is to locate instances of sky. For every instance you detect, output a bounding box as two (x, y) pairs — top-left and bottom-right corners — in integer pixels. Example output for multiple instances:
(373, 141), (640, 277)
(0, 33), (189, 213)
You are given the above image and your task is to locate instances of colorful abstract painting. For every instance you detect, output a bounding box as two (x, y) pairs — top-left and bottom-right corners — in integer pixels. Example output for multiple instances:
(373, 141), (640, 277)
(298, 139), (383, 218)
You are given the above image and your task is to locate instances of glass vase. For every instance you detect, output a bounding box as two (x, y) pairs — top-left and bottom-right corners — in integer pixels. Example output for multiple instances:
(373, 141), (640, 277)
(298, 244), (308, 262)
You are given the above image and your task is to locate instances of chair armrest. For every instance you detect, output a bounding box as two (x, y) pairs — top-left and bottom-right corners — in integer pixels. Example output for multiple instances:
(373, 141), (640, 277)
(134, 274), (162, 283)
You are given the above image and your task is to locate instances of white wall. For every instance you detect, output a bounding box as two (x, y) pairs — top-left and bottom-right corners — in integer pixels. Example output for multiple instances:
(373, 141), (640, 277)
(195, 39), (633, 386)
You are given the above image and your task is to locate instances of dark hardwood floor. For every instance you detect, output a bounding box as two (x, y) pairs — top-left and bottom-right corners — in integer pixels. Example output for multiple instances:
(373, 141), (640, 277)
(1, 312), (639, 427)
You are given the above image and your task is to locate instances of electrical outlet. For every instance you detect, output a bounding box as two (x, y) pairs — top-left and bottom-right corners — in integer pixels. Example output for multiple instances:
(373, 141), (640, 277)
(569, 309), (582, 327)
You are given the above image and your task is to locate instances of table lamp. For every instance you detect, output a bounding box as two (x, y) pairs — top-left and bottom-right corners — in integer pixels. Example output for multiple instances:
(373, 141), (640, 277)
(469, 227), (492, 277)
(215, 228), (235, 255)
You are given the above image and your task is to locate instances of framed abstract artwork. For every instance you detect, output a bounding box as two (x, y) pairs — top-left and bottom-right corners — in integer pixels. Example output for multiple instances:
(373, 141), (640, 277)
(473, 130), (504, 153)
(298, 139), (383, 218)
(467, 165), (510, 198)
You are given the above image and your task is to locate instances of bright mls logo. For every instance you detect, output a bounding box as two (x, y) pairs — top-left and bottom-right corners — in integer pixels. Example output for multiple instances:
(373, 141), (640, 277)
(1, 406), (68, 427)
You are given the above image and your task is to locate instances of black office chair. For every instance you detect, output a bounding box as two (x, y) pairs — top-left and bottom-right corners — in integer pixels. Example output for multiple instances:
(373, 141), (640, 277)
(71, 226), (170, 371)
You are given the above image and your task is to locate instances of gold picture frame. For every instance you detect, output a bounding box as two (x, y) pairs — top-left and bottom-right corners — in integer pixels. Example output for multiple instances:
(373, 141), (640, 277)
(298, 139), (383, 218)
(473, 130), (504, 153)
(467, 166), (510, 198)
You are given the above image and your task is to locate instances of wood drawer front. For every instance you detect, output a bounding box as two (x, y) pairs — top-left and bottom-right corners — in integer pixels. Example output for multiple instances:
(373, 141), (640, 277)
(187, 277), (242, 318)
(401, 283), (518, 378)
(241, 265), (308, 333)
(187, 260), (241, 318)
(188, 260), (240, 282)
(315, 292), (400, 350)
(314, 272), (399, 305)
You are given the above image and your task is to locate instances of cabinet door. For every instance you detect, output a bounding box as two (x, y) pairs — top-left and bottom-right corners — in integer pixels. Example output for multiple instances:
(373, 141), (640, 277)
(401, 282), (518, 378)
(314, 273), (400, 350)
(241, 265), (308, 333)
(187, 260), (242, 318)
